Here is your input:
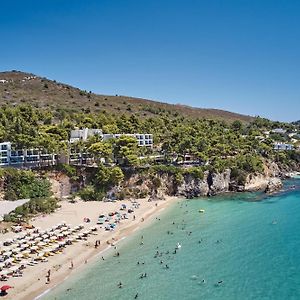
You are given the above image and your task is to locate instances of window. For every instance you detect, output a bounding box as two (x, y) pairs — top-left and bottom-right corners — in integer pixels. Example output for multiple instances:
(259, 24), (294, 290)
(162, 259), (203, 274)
(0, 158), (8, 164)
(1, 145), (8, 150)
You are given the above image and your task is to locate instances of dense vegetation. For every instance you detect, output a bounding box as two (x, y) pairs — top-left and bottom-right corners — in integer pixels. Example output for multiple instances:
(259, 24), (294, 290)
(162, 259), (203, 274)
(3, 197), (59, 222)
(0, 168), (51, 200)
(0, 104), (299, 170)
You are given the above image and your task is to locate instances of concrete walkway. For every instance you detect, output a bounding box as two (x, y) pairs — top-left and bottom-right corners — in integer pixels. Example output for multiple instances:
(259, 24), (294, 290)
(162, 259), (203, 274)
(0, 199), (30, 221)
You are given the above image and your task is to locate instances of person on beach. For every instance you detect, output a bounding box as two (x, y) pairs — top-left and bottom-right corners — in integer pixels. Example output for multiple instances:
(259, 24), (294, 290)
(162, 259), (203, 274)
(70, 261), (74, 269)
(46, 274), (50, 284)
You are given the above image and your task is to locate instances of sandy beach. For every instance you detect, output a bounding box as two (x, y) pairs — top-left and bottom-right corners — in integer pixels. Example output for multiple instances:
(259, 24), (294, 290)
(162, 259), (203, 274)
(0, 196), (177, 300)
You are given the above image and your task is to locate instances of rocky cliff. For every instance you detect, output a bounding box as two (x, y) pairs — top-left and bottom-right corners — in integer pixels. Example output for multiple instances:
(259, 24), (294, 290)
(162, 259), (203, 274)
(116, 160), (289, 200)
(45, 159), (297, 201)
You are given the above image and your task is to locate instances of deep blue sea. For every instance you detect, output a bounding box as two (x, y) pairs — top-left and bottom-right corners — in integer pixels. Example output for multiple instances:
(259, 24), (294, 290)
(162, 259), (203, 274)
(42, 178), (300, 300)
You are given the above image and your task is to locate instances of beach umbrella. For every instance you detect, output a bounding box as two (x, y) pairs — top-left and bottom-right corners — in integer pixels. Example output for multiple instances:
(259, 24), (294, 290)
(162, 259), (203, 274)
(21, 250), (30, 257)
(3, 252), (12, 257)
(16, 233), (26, 240)
(20, 259), (30, 265)
(37, 242), (46, 247)
(15, 254), (23, 259)
(4, 239), (13, 245)
(4, 258), (13, 264)
(12, 248), (21, 254)
(0, 285), (12, 291)
(0, 270), (8, 276)
(2, 245), (13, 251)
(9, 266), (19, 272)
(0, 263), (5, 269)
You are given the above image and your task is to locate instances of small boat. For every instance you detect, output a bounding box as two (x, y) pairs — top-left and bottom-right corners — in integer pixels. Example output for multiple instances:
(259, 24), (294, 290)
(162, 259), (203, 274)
(175, 243), (181, 249)
(199, 209), (205, 213)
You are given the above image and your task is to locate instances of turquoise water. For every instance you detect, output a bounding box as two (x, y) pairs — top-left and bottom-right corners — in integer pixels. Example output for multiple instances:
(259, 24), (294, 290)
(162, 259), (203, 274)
(43, 179), (300, 300)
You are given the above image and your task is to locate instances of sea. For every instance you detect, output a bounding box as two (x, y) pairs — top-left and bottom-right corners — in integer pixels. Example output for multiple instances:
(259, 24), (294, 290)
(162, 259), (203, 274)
(42, 178), (300, 300)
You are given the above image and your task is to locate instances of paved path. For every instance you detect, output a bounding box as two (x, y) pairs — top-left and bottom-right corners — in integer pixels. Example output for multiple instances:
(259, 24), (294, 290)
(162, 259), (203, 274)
(0, 199), (30, 220)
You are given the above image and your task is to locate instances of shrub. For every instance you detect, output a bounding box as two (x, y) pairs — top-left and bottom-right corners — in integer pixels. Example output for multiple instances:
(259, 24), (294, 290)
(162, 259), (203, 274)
(184, 167), (204, 180)
(3, 197), (59, 222)
(3, 169), (51, 200)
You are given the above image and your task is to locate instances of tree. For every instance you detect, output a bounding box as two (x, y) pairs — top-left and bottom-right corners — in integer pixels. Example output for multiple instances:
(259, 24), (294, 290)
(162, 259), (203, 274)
(113, 136), (139, 166)
(88, 141), (112, 163)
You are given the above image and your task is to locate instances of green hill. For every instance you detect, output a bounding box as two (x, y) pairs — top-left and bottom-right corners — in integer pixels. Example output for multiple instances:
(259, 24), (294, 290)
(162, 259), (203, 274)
(0, 70), (253, 122)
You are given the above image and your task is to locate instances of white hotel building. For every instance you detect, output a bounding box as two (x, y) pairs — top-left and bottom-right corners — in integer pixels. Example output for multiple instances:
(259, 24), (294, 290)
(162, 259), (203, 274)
(69, 128), (153, 147)
(0, 129), (153, 168)
(0, 142), (57, 167)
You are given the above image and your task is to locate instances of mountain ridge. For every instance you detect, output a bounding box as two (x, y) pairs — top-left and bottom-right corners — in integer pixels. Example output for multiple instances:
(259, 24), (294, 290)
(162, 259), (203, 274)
(0, 70), (253, 122)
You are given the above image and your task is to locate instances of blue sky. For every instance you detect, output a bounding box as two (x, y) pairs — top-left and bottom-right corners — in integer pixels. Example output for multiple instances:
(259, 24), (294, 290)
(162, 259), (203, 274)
(1, 0), (299, 122)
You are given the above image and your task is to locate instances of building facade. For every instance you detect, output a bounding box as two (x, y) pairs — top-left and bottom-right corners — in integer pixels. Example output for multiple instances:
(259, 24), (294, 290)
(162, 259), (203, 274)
(70, 128), (153, 147)
(273, 142), (294, 151)
(0, 142), (57, 167)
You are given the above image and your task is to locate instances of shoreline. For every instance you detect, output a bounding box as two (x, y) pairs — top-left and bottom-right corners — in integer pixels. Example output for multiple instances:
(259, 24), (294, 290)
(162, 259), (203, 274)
(2, 176), (299, 299)
(3, 196), (178, 300)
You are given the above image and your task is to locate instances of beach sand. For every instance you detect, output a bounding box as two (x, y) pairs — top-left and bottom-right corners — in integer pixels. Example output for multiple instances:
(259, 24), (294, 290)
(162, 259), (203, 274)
(0, 196), (177, 300)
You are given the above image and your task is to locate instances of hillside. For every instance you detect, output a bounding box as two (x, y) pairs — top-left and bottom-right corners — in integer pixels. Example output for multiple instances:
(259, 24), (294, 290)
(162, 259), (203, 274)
(0, 70), (253, 122)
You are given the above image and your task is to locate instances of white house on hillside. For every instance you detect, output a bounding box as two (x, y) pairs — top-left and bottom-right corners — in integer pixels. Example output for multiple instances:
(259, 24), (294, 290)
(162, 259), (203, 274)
(70, 128), (153, 147)
(273, 142), (294, 151)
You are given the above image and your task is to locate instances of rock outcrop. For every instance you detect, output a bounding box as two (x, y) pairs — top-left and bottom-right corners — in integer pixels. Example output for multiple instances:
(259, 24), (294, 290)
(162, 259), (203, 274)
(207, 169), (231, 196)
(244, 173), (270, 192)
(177, 173), (210, 197)
(265, 178), (283, 194)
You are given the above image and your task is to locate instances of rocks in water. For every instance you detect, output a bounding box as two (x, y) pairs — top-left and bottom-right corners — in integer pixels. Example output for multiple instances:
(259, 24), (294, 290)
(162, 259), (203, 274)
(265, 178), (283, 194)
(207, 169), (231, 196)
